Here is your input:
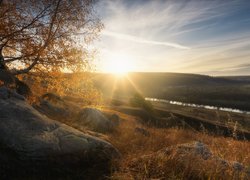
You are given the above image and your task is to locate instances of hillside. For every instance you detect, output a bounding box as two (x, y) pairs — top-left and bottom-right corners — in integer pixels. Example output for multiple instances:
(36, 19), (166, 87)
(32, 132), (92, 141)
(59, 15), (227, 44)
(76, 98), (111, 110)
(1, 84), (249, 179)
(220, 76), (250, 83)
(93, 72), (250, 111)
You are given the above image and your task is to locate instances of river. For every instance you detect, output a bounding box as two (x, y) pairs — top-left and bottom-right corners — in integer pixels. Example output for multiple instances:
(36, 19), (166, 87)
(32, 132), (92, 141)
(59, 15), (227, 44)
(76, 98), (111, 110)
(145, 97), (250, 115)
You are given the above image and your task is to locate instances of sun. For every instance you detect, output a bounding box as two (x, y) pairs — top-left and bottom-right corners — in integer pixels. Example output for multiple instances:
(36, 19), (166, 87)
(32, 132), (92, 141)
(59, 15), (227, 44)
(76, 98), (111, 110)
(103, 53), (133, 76)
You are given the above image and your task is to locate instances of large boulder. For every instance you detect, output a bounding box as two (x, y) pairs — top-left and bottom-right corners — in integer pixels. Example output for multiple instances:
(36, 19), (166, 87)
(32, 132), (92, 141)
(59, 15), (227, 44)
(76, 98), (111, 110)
(77, 108), (116, 133)
(0, 88), (120, 179)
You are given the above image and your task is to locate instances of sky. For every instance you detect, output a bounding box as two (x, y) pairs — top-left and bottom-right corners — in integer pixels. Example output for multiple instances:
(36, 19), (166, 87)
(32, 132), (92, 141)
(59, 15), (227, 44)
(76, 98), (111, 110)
(93, 0), (250, 76)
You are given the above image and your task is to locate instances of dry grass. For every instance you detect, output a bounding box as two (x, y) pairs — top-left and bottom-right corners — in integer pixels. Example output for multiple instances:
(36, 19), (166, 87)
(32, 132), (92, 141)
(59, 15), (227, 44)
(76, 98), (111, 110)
(102, 109), (250, 179)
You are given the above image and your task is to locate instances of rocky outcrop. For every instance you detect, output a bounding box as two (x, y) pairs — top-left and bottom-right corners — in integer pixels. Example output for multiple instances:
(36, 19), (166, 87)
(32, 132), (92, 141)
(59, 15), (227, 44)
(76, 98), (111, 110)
(0, 70), (15, 86)
(35, 94), (119, 134)
(0, 86), (25, 100)
(165, 141), (212, 160)
(0, 70), (31, 97)
(129, 141), (249, 179)
(0, 87), (120, 179)
(164, 141), (250, 177)
(34, 93), (79, 121)
(77, 108), (117, 133)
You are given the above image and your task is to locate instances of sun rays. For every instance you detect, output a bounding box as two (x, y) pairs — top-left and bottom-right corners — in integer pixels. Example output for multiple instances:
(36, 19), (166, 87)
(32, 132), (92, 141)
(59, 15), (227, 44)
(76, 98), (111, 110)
(102, 53), (134, 76)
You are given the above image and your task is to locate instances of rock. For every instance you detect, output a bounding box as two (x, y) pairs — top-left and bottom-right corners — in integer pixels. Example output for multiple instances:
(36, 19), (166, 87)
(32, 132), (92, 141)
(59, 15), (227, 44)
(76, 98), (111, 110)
(77, 108), (116, 133)
(15, 78), (32, 98)
(42, 92), (64, 102)
(214, 157), (230, 168)
(35, 99), (73, 120)
(0, 86), (25, 100)
(0, 70), (31, 97)
(0, 86), (9, 98)
(0, 94), (119, 179)
(174, 141), (212, 160)
(34, 93), (80, 121)
(0, 70), (15, 86)
(164, 141), (249, 177)
(35, 95), (119, 134)
(232, 161), (244, 171)
(129, 141), (249, 179)
(162, 115), (184, 128)
(134, 127), (150, 137)
(110, 114), (120, 127)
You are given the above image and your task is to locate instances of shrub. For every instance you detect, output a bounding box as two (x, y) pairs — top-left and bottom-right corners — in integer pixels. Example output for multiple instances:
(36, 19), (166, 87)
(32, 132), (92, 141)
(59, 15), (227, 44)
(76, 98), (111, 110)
(19, 72), (103, 106)
(129, 92), (154, 113)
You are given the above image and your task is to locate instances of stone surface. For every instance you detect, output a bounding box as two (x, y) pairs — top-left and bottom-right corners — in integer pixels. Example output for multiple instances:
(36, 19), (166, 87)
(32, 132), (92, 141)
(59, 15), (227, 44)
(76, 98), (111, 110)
(0, 86), (25, 100)
(77, 108), (116, 133)
(175, 141), (212, 160)
(0, 94), (119, 179)
(34, 93), (80, 121)
(15, 78), (31, 97)
(129, 141), (250, 179)
(110, 114), (120, 127)
(0, 70), (15, 86)
(164, 141), (249, 177)
(134, 127), (150, 137)
(0, 69), (31, 97)
(35, 94), (118, 134)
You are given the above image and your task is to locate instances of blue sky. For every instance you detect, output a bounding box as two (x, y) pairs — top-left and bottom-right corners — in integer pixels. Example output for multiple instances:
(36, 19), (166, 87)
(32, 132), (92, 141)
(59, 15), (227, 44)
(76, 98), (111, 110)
(94, 0), (250, 75)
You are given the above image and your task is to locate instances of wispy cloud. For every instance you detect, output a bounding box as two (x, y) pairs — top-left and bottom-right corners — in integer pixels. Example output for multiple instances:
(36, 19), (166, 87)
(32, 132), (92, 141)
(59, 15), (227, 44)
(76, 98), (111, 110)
(200, 63), (250, 76)
(95, 0), (250, 75)
(102, 30), (190, 50)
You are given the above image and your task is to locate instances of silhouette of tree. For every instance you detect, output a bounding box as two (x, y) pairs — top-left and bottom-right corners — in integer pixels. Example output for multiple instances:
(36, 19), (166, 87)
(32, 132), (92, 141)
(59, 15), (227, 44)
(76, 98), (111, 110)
(0, 0), (102, 75)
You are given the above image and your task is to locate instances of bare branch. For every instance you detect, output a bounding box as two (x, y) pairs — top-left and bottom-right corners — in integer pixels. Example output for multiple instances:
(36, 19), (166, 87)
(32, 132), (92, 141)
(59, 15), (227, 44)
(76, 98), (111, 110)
(1, 3), (52, 41)
(0, 0), (102, 75)
(4, 56), (24, 62)
(12, 57), (39, 75)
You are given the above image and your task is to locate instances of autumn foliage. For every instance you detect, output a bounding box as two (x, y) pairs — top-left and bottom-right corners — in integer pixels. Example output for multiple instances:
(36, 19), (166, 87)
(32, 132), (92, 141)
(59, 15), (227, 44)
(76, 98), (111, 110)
(0, 0), (102, 75)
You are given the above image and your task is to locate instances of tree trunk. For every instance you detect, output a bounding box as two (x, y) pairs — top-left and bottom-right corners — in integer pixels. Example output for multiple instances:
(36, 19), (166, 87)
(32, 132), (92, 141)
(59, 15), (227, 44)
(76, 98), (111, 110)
(0, 49), (8, 70)
(0, 50), (16, 86)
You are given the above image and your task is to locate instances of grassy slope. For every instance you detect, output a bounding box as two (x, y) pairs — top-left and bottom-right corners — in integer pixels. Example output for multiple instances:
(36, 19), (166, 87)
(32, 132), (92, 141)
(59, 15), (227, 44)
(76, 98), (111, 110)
(152, 101), (250, 133)
(34, 93), (250, 179)
(101, 108), (250, 179)
(106, 95), (250, 137)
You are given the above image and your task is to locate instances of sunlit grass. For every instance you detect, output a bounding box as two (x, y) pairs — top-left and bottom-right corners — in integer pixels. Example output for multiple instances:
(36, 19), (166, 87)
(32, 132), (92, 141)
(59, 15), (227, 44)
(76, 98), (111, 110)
(100, 109), (250, 179)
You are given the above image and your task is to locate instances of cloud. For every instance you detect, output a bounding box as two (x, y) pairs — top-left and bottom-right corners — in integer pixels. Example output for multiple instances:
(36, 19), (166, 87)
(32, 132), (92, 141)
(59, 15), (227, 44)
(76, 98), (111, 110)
(94, 0), (250, 75)
(200, 63), (250, 76)
(102, 30), (190, 50)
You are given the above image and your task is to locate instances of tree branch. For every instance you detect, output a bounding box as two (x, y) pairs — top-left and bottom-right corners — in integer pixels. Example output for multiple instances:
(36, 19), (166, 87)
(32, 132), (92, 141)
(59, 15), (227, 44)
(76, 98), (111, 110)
(0, 47), (8, 70)
(12, 58), (39, 75)
(4, 56), (24, 62)
(6, 1), (62, 75)
(0, 4), (52, 41)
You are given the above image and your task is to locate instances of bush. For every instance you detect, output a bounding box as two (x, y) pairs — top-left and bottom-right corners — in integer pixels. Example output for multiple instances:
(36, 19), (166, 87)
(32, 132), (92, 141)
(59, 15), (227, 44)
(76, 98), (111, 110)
(19, 72), (103, 106)
(111, 99), (124, 106)
(129, 92), (154, 113)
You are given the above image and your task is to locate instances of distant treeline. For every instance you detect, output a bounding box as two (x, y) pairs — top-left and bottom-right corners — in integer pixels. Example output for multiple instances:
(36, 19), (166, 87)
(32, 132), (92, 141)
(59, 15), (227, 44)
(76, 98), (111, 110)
(93, 72), (250, 111)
